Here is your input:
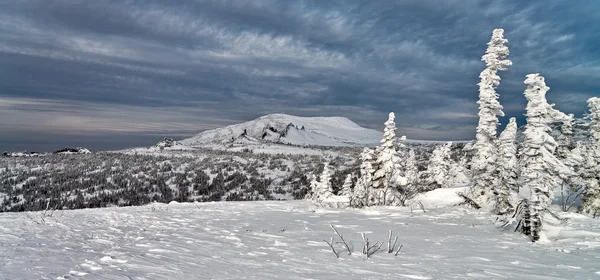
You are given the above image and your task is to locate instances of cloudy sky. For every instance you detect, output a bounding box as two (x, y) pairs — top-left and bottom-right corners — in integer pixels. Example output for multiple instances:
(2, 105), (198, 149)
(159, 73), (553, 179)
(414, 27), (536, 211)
(1, 0), (599, 151)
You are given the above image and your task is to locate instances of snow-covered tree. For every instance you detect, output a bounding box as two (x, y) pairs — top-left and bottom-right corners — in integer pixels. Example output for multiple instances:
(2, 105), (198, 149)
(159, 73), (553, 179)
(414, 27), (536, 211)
(340, 173), (353, 197)
(547, 108), (578, 210)
(471, 29), (512, 208)
(315, 165), (334, 201)
(351, 148), (375, 207)
(553, 114), (574, 153)
(447, 153), (471, 187)
(561, 141), (585, 212)
(496, 117), (518, 214)
(305, 174), (318, 200)
(426, 142), (452, 189)
(404, 149), (419, 191)
(397, 149), (419, 206)
(308, 164), (334, 203)
(458, 141), (476, 182)
(580, 97), (600, 217)
(370, 112), (406, 206)
(520, 74), (571, 241)
(371, 113), (402, 189)
(397, 135), (408, 164)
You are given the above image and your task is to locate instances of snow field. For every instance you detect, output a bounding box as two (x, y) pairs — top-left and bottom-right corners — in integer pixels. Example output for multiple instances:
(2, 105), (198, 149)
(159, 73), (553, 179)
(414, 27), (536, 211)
(1, 199), (599, 279)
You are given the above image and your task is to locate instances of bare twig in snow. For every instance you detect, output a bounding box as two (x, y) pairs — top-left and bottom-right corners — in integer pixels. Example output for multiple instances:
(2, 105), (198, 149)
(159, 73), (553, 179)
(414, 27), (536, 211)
(418, 201), (426, 213)
(458, 193), (481, 209)
(388, 233), (399, 254)
(368, 242), (384, 258)
(361, 233), (368, 255)
(387, 230), (392, 253)
(394, 244), (403, 256)
(323, 237), (339, 258)
(330, 224), (351, 255)
(361, 233), (384, 259)
(25, 213), (42, 225)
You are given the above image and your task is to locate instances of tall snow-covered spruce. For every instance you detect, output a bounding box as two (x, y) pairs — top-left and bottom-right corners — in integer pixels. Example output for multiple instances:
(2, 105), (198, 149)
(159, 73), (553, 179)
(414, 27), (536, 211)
(370, 112), (406, 206)
(580, 97), (600, 217)
(520, 74), (569, 241)
(340, 173), (353, 197)
(426, 142), (452, 190)
(470, 28), (512, 210)
(351, 147), (375, 207)
(496, 117), (518, 214)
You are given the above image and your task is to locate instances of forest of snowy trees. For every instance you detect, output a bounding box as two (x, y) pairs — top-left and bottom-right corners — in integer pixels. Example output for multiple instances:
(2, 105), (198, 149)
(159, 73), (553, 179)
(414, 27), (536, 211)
(306, 29), (600, 242)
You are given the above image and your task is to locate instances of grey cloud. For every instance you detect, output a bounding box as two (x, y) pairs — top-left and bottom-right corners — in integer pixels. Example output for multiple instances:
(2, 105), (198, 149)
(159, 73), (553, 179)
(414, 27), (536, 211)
(0, 0), (598, 151)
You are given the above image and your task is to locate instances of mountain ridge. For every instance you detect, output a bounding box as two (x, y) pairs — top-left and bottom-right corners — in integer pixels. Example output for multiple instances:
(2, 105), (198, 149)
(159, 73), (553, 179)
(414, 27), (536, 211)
(180, 113), (383, 147)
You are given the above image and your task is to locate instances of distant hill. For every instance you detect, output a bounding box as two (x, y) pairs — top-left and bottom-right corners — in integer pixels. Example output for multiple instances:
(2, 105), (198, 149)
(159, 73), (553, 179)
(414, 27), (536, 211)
(180, 113), (383, 147)
(53, 147), (92, 155)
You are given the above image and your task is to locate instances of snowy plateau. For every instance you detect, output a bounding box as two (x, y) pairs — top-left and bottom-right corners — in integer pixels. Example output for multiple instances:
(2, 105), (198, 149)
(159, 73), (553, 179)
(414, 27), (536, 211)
(1, 192), (600, 279)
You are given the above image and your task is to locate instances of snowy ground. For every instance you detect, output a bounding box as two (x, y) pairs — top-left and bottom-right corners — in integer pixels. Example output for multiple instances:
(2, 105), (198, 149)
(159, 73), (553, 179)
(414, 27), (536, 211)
(1, 199), (600, 279)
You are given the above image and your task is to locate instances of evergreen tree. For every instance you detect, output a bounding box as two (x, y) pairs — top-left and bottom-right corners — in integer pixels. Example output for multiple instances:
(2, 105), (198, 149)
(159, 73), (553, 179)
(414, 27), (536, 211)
(520, 74), (570, 241)
(548, 108), (577, 209)
(561, 141), (585, 212)
(305, 174), (318, 200)
(404, 149), (419, 191)
(351, 148), (375, 207)
(581, 97), (600, 217)
(496, 117), (518, 214)
(370, 112), (405, 206)
(313, 164), (334, 202)
(471, 29), (512, 207)
(340, 173), (353, 197)
(426, 142), (452, 189)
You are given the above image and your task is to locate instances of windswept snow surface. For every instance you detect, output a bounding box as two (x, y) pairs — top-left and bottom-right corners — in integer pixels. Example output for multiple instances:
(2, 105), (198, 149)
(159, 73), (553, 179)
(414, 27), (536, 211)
(1, 201), (600, 279)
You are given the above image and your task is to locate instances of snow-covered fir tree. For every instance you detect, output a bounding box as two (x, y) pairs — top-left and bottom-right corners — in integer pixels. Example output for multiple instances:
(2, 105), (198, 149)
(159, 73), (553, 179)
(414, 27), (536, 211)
(371, 112), (402, 190)
(426, 142), (452, 190)
(340, 173), (353, 197)
(561, 141), (585, 211)
(396, 148), (419, 206)
(370, 112), (406, 206)
(496, 117), (518, 214)
(459, 142), (476, 181)
(309, 164), (334, 203)
(471, 28), (512, 209)
(580, 97), (600, 217)
(553, 114), (574, 154)
(545, 107), (577, 209)
(351, 148), (375, 207)
(306, 174), (318, 200)
(397, 135), (408, 165)
(447, 153), (471, 187)
(520, 74), (571, 241)
(404, 149), (419, 191)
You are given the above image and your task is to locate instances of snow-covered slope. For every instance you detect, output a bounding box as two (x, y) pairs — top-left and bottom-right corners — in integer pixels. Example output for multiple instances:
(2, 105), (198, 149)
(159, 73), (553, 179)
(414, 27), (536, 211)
(180, 114), (382, 147)
(2, 200), (599, 279)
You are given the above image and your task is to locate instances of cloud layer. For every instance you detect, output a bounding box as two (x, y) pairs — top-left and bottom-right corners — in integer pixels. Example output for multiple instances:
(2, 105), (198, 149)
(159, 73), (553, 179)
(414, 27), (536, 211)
(1, 0), (599, 151)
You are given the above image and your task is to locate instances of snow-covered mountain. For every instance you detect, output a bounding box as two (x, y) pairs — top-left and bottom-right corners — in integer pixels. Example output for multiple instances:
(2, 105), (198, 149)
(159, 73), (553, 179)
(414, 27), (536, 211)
(180, 114), (383, 147)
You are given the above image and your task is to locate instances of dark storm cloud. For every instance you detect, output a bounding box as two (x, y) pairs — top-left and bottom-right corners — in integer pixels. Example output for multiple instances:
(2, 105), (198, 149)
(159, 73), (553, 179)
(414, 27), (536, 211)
(1, 0), (599, 151)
